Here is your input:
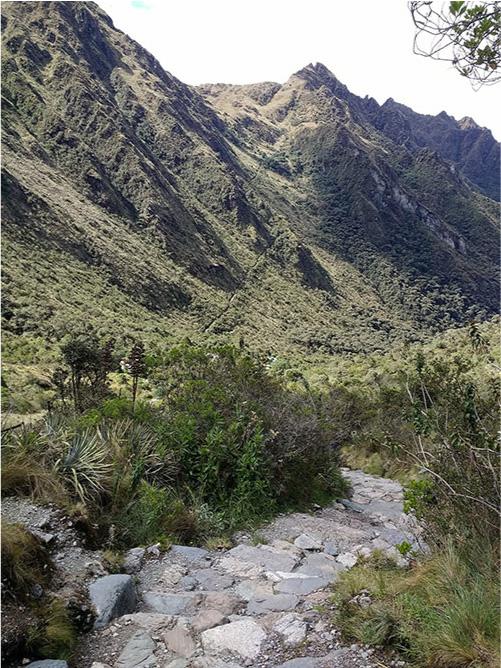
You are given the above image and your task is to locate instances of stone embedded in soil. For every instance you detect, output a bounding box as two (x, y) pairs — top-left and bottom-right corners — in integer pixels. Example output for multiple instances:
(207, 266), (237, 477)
(203, 591), (242, 616)
(142, 591), (202, 615)
(165, 660), (189, 668)
(275, 576), (329, 595)
(217, 555), (263, 578)
(339, 499), (365, 513)
(163, 624), (196, 657)
(323, 541), (339, 556)
(296, 552), (344, 580)
(247, 593), (299, 614)
(161, 563), (187, 587)
(201, 617), (267, 659)
(336, 552), (358, 569)
(119, 612), (172, 631)
(294, 533), (323, 550)
(225, 544), (298, 572)
(123, 547), (146, 574)
(234, 578), (274, 601)
(89, 574), (137, 629)
(192, 567), (235, 590)
(273, 612), (308, 646)
(115, 630), (156, 668)
(191, 608), (228, 632)
(275, 659), (321, 668)
(170, 545), (210, 563)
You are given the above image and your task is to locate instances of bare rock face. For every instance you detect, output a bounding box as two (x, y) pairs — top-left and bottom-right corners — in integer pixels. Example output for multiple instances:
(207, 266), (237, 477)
(89, 574), (137, 628)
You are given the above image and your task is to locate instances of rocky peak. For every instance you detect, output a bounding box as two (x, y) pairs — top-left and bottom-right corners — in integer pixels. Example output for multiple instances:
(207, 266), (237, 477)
(458, 116), (480, 131)
(293, 61), (344, 92)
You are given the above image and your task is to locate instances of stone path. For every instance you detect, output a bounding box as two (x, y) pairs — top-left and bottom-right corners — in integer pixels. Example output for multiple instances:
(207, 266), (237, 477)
(73, 469), (424, 668)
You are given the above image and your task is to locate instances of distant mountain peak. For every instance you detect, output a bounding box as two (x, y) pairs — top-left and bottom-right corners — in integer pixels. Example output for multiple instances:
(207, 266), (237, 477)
(294, 62), (338, 84)
(458, 116), (480, 131)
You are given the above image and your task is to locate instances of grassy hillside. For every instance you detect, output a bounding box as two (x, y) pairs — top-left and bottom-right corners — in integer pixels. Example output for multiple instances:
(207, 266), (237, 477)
(1, 3), (499, 379)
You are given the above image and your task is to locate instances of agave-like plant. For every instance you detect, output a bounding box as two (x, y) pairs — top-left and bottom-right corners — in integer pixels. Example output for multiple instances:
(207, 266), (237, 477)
(100, 418), (177, 487)
(55, 429), (112, 504)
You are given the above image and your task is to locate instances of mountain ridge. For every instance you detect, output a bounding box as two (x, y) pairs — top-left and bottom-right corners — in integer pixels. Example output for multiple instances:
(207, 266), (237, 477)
(1, 1), (499, 363)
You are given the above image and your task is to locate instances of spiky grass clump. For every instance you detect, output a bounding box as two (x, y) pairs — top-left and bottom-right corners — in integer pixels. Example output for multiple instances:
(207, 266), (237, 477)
(27, 599), (77, 660)
(1, 522), (52, 597)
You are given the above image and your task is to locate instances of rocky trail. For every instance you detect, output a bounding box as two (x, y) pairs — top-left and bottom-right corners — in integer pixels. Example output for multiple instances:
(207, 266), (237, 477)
(4, 469), (426, 668)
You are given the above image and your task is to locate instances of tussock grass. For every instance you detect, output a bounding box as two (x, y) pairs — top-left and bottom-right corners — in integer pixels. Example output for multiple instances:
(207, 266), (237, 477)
(1, 522), (52, 597)
(333, 543), (500, 667)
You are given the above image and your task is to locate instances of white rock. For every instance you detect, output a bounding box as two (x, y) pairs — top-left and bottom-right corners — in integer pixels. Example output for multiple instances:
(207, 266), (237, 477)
(274, 571), (312, 580)
(336, 552), (358, 569)
(201, 618), (266, 660)
(273, 613), (307, 646)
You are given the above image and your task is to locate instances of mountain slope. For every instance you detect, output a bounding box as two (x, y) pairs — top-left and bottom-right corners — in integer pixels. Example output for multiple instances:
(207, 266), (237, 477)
(1, 3), (499, 361)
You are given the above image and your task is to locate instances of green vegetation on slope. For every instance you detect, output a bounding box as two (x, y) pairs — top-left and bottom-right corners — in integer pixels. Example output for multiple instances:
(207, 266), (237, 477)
(326, 320), (500, 667)
(1, 3), (499, 365)
(2, 341), (348, 548)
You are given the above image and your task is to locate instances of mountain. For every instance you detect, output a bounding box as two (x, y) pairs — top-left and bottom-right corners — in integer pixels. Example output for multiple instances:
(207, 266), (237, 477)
(1, 2), (499, 361)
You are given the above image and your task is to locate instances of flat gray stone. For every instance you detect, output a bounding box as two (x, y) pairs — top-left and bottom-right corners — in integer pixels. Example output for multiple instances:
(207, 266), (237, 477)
(336, 552), (357, 568)
(275, 576), (329, 595)
(296, 553), (344, 581)
(201, 617), (266, 660)
(170, 545), (210, 563)
(276, 659), (321, 668)
(160, 564), (187, 587)
(192, 568), (234, 590)
(179, 575), (197, 590)
(89, 574), (137, 629)
(119, 612), (172, 631)
(247, 593), (299, 614)
(323, 542), (339, 556)
(30, 529), (56, 544)
(27, 662), (68, 668)
(165, 660), (188, 668)
(235, 578), (274, 601)
(294, 534), (322, 550)
(142, 591), (202, 615)
(339, 499), (365, 513)
(227, 544), (297, 572)
(165, 661), (188, 668)
(116, 630), (156, 668)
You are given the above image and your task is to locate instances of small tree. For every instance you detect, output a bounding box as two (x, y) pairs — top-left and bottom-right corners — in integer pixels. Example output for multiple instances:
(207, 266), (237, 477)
(122, 341), (147, 409)
(60, 335), (116, 411)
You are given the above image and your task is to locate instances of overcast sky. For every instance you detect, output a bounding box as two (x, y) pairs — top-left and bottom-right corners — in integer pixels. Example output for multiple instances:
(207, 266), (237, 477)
(98, 0), (500, 139)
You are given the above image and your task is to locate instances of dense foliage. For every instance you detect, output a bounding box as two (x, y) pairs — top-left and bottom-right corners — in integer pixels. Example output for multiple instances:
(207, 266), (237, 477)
(2, 340), (348, 548)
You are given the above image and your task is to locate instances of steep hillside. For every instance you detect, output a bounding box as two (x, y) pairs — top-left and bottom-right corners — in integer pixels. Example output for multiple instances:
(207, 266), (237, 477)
(1, 3), (499, 365)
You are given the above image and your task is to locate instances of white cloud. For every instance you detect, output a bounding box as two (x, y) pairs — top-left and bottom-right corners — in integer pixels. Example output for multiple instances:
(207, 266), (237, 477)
(98, 0), (500, 139)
